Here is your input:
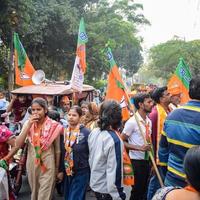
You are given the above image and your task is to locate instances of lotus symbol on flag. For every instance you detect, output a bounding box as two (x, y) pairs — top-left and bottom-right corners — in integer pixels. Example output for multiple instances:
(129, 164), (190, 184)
(107, 51), (113, 61)
(80, 32), (88, 41)
(180, 67), (191, 83)
(20, 71), (30, 80)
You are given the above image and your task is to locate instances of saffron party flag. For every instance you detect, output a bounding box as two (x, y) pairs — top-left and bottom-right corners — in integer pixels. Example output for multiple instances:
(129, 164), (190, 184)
(105, 48), (130, 121)
(168, 58), (192, 104)
(70, 18), (88, 92)
(14, 32), (35, 86)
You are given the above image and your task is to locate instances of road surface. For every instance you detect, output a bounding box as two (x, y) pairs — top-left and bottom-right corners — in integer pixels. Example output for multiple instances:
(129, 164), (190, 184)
(17, 176), (131, 200)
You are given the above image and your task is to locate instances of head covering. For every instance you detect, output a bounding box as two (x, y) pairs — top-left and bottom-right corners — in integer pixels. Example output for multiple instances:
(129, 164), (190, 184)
(0, 125), (13, 143)
(61, 96), (70, 103)
(168, 83), (181, 95)
(88, 102), (99, 116)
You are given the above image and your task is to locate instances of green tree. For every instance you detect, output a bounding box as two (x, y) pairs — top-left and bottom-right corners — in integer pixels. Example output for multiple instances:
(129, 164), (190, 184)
(25, 0), (79, 80)
(146, 38), (200, 82)
(0, 0), (148, 88)
(0, 45), (10, 89)
(84, 0), (149, 83)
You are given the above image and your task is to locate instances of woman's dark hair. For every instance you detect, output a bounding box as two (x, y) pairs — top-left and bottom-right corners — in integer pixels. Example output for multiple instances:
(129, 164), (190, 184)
(184, 146), (200, 192)
(151, 86), (167, 103)
(69, 105), (82, 117)
(31, 97), (48, 115)
(17, 94), (27, 98)
(134, 93), (151, 110)
(48, 110), (60, 122)
(0, 110), (5, 123)
(98, 100), (122, 131)
(189, 76), (200, 100)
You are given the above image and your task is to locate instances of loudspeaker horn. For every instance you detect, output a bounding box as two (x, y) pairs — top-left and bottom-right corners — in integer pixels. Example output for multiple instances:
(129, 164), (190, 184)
(32, 70), (46, 85)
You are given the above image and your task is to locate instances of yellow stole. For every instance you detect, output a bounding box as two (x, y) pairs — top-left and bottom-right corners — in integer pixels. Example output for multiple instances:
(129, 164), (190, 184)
(156, 104), (168, 165)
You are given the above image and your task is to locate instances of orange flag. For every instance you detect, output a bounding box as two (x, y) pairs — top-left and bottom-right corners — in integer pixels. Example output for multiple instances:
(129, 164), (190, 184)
(14, 32), (35, 86)
(167, 58), (192, 104)
(70, 18), (88, 92)
(105, 48), (130, 121)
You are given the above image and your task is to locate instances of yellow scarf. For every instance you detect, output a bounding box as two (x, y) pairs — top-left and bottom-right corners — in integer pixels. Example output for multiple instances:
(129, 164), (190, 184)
(156, 104), (168, 164)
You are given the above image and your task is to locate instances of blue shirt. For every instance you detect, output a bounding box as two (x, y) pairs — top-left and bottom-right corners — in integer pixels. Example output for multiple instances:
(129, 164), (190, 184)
(0, 99), (8, 110)
(159, 100), (200, 187)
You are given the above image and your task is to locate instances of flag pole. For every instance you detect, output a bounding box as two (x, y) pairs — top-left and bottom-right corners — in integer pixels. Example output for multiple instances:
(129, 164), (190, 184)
(133, 111), (164, 187)
(125, 91), (164, 187)
(105, 46), (163, 186)
(8, 30), (14, 91)
(72, 91), (76, 106)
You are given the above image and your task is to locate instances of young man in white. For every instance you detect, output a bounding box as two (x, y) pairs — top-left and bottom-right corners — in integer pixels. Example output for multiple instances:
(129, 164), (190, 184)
(121, 93), (154, 200)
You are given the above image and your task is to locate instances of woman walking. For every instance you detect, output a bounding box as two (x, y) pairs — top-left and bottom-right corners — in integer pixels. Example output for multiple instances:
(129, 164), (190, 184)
(60, 105), (90, 200)
(16, 97), (63, 200)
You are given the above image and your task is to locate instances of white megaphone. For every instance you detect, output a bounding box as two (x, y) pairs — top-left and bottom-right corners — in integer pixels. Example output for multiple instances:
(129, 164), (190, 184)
(32, 70), (46, 85)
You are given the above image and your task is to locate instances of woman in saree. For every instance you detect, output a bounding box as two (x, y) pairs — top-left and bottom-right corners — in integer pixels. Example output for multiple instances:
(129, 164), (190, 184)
(16, 97), (63, 200)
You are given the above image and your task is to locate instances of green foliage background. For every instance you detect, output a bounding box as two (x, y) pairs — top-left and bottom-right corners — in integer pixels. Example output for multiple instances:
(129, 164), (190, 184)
(0, 0), (149, 89)
(138, 38), (200, 85)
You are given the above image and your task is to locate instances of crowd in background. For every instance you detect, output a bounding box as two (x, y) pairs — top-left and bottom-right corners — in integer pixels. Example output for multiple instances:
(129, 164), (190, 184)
(0, 76), (200, 200)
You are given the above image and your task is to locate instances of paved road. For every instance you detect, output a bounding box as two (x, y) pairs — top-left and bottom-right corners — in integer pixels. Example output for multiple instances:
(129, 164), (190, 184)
(17, 176), (131, 200)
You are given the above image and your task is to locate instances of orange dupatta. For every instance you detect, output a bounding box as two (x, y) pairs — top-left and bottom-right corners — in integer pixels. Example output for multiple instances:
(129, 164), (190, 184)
(115, 131), (134, 186)
(29, 117), (62, 172)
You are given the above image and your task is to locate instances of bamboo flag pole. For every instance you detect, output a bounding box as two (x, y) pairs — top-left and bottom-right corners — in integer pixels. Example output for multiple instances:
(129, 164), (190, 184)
(72, 91), (76, 106)
(125, 92), (164, 187)
(133, 111), (164, 187)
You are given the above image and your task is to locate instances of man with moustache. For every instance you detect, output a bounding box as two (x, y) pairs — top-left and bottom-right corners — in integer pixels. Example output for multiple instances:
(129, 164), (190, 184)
(147, 86), (172, 200)
(121, 93), (154, 200)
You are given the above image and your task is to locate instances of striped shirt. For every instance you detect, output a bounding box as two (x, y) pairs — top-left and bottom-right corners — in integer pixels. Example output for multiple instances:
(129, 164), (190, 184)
(159, 100), (200, 187)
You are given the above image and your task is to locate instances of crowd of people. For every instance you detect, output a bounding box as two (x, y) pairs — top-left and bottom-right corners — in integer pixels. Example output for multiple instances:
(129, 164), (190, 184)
(0, 76), (200, 200)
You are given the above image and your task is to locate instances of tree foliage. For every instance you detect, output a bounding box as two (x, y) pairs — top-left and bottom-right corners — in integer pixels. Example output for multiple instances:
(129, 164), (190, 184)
(146, 39), (200, 82)
(84, 0), (149, 82)
(0, 0), (149, 88)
